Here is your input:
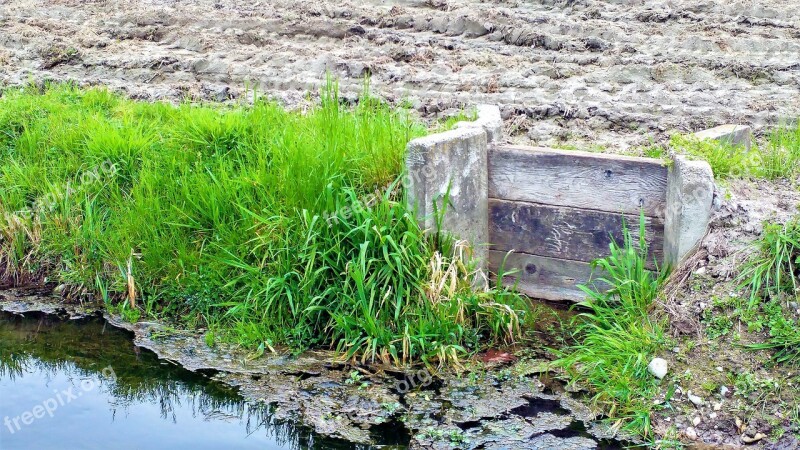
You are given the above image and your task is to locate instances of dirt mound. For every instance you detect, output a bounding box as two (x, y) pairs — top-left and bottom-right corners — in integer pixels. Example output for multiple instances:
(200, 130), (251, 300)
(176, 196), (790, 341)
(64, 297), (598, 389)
(1, 0), (799, 148)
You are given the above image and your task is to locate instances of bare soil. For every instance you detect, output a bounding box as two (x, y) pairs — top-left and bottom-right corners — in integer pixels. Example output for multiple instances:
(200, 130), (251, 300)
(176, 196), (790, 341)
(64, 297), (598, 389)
(649, 179), (800, 449)
(1, 0), (800, 149)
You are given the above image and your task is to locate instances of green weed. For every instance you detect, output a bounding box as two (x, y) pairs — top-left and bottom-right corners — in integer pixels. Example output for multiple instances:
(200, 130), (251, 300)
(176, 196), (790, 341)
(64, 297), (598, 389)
(745, 300), (800, 365)
(702, 311), (733, 340)
(736, 218), (800, 364)
(737, 219), (800, 307)
(670, 134), (750, 178)
(553, 215), (669, 438)
(0, 81), (528, 366)
(757, 122), (800, 179)
(430, 108), (478, 133)
(671, 121), (800, 180)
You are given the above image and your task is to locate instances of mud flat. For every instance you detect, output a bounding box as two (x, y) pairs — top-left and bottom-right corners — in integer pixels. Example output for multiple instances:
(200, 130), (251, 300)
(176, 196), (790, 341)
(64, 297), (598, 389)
(1, 0), (799, 148)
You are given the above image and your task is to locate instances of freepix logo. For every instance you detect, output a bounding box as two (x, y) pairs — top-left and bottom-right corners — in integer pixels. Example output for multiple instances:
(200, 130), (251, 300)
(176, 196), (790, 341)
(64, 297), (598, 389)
(3, 366), (117, 435)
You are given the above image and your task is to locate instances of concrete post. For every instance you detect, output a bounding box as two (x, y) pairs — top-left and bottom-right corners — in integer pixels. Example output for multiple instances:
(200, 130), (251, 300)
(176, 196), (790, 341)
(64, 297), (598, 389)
(405, 127), (488, 267)
(455, 104), (503, 144)
(664, 156), (714, 267)
(405, 106), (501, 270)
(692, 124), (753, 151)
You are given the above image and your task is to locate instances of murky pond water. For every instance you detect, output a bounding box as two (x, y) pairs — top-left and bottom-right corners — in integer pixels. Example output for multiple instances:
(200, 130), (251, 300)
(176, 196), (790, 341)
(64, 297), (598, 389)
(0, 311), (373, 450)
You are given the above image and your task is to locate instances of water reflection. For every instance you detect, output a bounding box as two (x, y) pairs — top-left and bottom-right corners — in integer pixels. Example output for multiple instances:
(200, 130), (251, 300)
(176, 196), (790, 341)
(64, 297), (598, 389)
(0, 311), (365, 450)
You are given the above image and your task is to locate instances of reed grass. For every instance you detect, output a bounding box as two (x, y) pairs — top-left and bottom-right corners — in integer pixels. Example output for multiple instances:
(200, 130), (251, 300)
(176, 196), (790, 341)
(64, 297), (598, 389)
(0, 81), (528, 366)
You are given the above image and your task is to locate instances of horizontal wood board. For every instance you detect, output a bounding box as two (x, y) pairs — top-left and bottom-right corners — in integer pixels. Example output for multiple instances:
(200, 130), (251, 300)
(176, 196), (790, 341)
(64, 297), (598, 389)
(488, 250), (608, 302)
(488, 145), (668, 216)
(489, 198), (664, 266)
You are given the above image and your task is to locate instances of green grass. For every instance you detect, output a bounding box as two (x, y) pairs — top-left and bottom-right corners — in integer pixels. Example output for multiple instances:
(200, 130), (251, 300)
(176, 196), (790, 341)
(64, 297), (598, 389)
(746, 300), (800, 365)
(430, 108), (478, 133)
(671, 121), (800, 179)
(693, 217), (800, 366)
(737, 217), (800, 364)
(758, 121), (800, 179)
(737, 219), (800, 307)
(553, 216), (669, 438)
(670, 134), (751, 178)
(0, 81), (529, 366)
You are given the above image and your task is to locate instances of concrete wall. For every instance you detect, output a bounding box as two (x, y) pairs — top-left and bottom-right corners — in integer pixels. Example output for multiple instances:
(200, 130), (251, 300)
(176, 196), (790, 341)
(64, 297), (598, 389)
(405, 118), (489, 266)
(405, 106), (715, 301)
(692, 124), (753, 151)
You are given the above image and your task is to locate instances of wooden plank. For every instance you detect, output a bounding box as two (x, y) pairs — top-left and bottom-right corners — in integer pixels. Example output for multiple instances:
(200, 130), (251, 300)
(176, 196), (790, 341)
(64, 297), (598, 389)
(488, 145), (668, 216)
(489, 198), (664, 265)
(488, 250), (607, 302)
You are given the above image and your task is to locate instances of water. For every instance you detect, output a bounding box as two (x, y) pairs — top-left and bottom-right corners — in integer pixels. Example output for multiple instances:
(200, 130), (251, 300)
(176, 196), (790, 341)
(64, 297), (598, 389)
(0, 311), (364, 450)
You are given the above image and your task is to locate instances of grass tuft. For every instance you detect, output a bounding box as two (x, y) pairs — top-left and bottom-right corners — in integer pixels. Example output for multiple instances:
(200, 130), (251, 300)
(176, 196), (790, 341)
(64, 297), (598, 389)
(737, 219), (800, 307)
(737, 217), (800, 365)
(671, 121), (800, 180)
(670, 134), (750, 178)
(757, 122), (800, 179)
(553, 215), (669, 438)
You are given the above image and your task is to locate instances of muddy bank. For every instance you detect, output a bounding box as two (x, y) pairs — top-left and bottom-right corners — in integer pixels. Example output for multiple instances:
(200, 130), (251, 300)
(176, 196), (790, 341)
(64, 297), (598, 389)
(651, 178), (800, 448)
(0, 291), (629, 449)
(1, 0), (799, 149)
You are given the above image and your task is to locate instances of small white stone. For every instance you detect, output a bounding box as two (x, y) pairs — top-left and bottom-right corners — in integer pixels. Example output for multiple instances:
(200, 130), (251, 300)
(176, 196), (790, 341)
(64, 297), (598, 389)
(688, 392), (704, 406)
(647, 357), (669, 379)
(693, 416), (702, 426)
(713, 402), (722, 411)
(720, 386), (729, 397)
(694, 267), (707, 275)
(709, 412), (718, 419)
(716, 366), (723, 372)
(685, 427), (698, 440)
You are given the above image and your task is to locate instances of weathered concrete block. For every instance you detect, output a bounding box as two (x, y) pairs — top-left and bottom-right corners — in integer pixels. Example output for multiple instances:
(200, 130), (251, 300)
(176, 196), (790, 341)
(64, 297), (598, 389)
(692, 124), (753, 151)
(455, 104), (503, 144)
(664, 156), (714, 267)
(406, 127), (488, 266)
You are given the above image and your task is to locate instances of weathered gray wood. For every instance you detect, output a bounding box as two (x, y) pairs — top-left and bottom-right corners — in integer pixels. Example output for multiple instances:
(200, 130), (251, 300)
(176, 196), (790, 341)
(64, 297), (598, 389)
(489, 198), (664, 265)
(488, 250), (606, 302)
(488, 145), (668, 216)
